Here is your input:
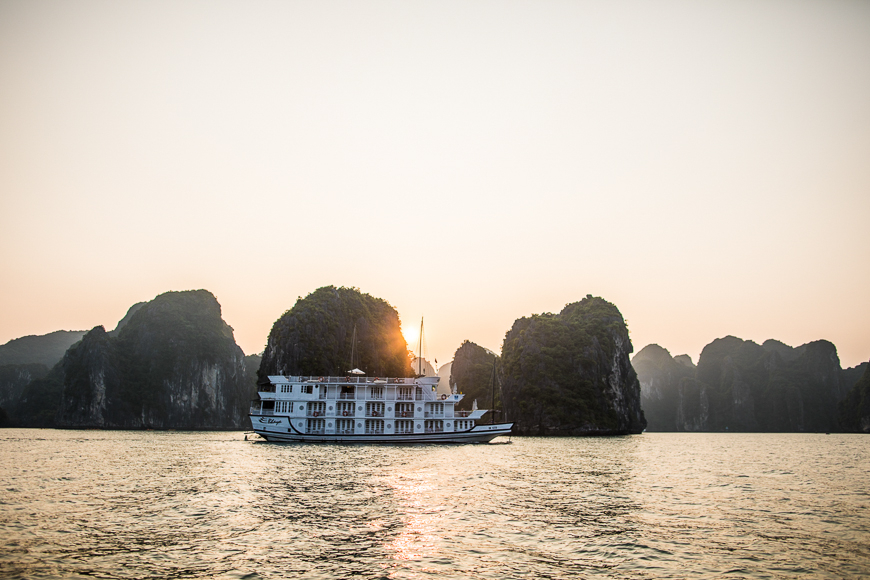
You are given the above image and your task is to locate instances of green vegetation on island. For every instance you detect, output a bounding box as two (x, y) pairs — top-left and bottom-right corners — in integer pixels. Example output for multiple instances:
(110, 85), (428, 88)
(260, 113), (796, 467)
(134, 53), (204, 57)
(58, 290), (252, 429)
(500, 295), (646, 435)
(3, 290), (255, 429)
(449, 341), (498, 412)
(258, 286), (412, 380)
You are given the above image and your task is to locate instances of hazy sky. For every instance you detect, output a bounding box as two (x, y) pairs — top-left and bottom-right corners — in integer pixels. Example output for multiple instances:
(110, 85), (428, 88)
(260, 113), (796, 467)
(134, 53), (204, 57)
(1, 0), (868, 368)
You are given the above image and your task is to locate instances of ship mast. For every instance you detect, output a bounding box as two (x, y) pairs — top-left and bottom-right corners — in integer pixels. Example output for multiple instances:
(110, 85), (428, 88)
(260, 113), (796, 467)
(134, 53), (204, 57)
(417, 317), (423, 376)
(350, 324), (356, 370)
(490, 354), (497, 424)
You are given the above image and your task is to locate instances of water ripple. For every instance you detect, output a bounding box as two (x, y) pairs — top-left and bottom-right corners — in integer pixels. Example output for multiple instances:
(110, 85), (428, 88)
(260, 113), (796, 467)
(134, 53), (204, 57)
(0, 431), (868, 578)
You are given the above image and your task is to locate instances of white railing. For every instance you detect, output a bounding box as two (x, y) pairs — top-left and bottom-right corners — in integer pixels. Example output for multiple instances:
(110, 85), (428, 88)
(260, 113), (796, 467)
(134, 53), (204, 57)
(287, 376), (414, 384)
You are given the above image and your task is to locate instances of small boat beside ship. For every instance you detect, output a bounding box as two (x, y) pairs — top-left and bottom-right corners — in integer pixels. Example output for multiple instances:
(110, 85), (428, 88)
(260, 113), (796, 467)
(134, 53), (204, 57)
(248, 374), (513, 443)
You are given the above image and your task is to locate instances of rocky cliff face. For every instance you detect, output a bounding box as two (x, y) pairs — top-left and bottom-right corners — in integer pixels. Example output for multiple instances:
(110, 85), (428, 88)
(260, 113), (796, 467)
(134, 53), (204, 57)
(11, 362), (64, 427)
(840, 362), (870, 433)
(449, 341), (497, 412)
(500, 296), (646, 435)
(634, 336), (851, 432)
(55, 290), (251, 429)
(258, 286), (412, 380)
(632, 345), (696, 431)
(0, 363), (48, 410)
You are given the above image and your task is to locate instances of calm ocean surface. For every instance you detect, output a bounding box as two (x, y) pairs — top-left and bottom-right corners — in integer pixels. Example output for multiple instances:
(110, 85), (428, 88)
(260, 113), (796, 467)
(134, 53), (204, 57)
(0, 430), (867, 579)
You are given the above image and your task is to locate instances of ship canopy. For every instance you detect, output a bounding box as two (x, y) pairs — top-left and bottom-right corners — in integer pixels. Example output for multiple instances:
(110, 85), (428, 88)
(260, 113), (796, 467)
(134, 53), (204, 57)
(347, 368), (365, 375)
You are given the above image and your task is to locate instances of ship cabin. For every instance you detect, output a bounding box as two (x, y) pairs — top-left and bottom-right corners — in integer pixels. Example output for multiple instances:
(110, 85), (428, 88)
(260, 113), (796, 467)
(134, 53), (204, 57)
(251, 375), (487, 436)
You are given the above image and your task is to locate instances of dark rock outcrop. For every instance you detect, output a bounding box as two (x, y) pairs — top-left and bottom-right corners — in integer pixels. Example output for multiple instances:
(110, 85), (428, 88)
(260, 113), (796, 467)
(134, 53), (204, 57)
(674, 355), (696, 369)
(840, 362), (870, 433)
(0, 330), (87, 368)
(841, 362), (868, 396)
(0, 363), (49, 410)
(107, 302), (145, 336)
(500, 296), (646, 435)
(449, 341), (497, 412)
(245, 354), (262, 389)
(634, 336), (852, 432)
(632, 345), (696, 431)
(55, 290), (251, 429)
(13, 363), (64, 427)
(258, 286), (412, 380)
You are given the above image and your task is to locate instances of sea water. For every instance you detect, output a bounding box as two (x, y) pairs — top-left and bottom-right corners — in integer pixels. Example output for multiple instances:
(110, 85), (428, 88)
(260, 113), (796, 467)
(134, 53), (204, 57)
(0, 430), (867, 579)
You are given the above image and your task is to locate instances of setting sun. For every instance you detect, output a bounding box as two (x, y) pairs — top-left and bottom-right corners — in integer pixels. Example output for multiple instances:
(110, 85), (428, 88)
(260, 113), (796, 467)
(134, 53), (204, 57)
(402, 322), (419, 351)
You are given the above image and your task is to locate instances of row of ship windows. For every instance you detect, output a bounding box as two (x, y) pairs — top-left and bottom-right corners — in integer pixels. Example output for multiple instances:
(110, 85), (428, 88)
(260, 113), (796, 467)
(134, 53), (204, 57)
(278, 385), (424, 396)
(303, 418), (475, 433)
(273, 402), (443, 415)
(280, 385), (313, 394)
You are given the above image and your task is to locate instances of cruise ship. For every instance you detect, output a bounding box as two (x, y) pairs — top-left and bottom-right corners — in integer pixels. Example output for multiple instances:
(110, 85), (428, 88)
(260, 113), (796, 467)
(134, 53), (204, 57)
(249, 374), (513, 443)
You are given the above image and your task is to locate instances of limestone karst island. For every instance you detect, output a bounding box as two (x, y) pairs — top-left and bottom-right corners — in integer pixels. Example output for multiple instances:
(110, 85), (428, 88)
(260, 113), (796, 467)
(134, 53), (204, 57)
(0, 286), (867, 434)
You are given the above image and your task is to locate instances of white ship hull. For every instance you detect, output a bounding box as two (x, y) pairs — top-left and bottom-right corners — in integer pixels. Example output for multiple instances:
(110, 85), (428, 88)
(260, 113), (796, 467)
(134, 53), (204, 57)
(250, 413), (512, 444)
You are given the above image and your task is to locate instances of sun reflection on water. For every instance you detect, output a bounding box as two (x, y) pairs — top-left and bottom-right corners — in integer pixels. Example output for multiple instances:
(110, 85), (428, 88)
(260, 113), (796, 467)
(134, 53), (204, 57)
(382, 469), (444, 563)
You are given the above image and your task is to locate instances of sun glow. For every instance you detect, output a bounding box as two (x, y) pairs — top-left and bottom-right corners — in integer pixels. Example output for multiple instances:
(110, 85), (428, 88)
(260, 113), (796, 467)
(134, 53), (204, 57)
(402, 325), (419, 350)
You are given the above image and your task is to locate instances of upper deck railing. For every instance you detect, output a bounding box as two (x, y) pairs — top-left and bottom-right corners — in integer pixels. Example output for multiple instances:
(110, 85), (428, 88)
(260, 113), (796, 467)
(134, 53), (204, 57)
(259, 375), (460, 404)
(270, 375), (427, 385)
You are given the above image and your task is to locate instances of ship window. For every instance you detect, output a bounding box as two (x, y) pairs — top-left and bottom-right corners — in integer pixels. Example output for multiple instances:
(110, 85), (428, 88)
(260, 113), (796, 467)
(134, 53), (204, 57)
(301, 385), (313, 394)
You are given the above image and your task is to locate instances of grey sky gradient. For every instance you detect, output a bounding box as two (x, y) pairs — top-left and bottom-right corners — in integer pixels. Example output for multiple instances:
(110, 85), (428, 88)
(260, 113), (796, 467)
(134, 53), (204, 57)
(1, 0), (868, 367)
